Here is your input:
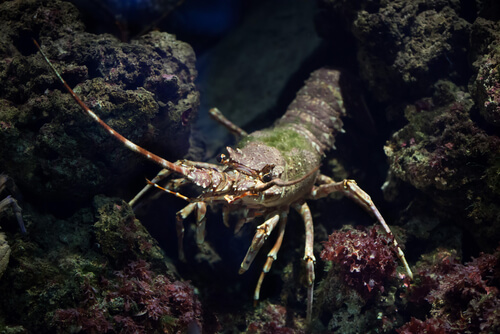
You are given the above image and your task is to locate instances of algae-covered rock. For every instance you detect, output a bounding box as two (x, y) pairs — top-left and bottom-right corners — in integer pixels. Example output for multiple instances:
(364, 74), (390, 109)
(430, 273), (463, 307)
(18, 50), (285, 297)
(316, 0), (500, 253)
(316, 0), (470, 104)
(0, 195), (193, 332)
(0, 0), (199, 204)
(0, 232), (9, 280)
(470, 17), (500, 127)
(0, 1), (202, 330)
(384, 81), (500, 251)
(92, 195), (173, 269)
(0, 200), (104, 331)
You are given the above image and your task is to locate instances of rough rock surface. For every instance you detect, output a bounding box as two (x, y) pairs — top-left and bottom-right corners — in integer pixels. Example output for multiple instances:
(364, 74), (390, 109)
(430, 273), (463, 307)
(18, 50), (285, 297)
(384, 81), (500, 250)
(0, 195), (204, 333)
(315, 0), (500, 332)
(0, 232), (9, 279)
(470, 17), (500, 127)
(316, 0), (471, 104)
(316, 0), (500, 249)
(0, 0), (199, 204)
(0, 0), (204, 332)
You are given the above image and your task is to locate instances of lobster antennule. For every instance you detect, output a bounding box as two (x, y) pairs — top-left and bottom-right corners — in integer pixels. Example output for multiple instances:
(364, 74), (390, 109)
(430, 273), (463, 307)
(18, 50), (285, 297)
(145, 179), (191, 201)
(32, 39), (192, 178)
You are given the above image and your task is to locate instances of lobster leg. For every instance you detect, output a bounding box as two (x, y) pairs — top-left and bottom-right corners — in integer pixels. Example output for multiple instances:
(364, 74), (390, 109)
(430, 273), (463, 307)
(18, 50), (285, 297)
(194, 202), (208, 245)
(253, 211), (288, 305)
(309, 174), (413, 279)
(293, 202), (315, 323)
(221, 204), (262, 230)
(175, 202), (208, 262)
(314, 173), (335, 185)
(234, 209), (263, 234)
(209, 107), (248, 138)
(129, 168), (173, 207)
(239, 213), (280, 274)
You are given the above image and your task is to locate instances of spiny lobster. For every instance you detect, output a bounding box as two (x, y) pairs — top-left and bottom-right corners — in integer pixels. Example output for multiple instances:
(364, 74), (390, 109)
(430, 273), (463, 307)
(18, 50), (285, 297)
(34, 39), (412, 322)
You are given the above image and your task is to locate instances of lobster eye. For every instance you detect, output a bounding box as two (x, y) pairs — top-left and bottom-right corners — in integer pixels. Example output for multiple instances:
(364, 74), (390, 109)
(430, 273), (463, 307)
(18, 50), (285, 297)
(217, 154), (225, 163)
(262, 173), (272, 183)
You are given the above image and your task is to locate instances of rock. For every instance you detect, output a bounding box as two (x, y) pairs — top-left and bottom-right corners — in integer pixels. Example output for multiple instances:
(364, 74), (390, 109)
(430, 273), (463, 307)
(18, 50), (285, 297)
(0, 232), (10, 279)
(470, 17), (500, 127)
(316, 0), (470, 104)
(0, 0), (199, 205)
(384, 81), (500, 251)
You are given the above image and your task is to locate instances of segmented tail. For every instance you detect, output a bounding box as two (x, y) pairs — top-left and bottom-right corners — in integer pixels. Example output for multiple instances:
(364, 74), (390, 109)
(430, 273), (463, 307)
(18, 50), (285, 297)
(276, 68), (346, 155)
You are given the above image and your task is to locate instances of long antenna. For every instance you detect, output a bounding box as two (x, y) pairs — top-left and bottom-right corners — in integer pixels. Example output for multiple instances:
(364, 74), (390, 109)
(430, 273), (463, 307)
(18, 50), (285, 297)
(32, 39), (192, 178)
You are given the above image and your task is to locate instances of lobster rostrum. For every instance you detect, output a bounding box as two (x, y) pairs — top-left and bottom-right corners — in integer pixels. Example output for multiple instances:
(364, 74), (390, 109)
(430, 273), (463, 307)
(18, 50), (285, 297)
(34, 39), (412, 322)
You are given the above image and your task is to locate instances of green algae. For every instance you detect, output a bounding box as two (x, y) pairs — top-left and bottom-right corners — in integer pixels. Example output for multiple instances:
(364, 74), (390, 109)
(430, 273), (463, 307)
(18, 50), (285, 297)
(238, 125), (318, 172)
(248, 126), (313, 153)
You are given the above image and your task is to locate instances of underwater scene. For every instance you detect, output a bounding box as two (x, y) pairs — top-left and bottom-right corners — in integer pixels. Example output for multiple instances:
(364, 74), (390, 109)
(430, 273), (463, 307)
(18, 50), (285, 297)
(0, 0), (499, 333)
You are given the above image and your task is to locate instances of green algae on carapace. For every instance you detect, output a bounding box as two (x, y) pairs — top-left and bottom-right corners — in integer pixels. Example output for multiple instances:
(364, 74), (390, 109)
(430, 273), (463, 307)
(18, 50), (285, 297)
(237, 125), (320, 179)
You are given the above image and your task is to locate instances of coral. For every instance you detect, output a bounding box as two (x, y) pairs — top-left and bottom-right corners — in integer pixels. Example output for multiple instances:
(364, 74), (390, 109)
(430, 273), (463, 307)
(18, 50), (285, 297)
(0, 0), (202, 329)
(320, 226), (400, 297)
(54, 260), (202, 333)
(317, 275), (381, 334)
(399, 247), (500, 333)
(315, 225), (404, 333)
(247, 303), (304, 334)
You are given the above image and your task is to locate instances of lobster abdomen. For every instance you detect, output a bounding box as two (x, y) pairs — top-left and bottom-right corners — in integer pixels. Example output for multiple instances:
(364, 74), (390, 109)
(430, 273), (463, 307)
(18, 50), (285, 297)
(232, 68), (345, 186)
(276, 68), (346, 155)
